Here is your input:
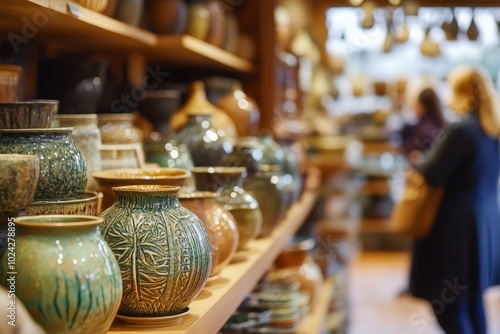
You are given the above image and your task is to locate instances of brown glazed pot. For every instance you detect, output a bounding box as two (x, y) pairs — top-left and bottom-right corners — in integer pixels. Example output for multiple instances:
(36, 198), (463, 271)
(150, 0), (188, 34)
(275, 238), (324, 310)
(192, 167), (262, 251)
(216, 81), (260, 137)
(0, 64), (22, 102)
(180, 191), (239, 276)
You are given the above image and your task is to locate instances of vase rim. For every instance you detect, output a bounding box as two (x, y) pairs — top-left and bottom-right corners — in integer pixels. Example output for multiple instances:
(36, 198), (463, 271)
(111, 184), (181, 194)
(0, 99), (59, 106)
(28, 191), (99, 206)
(179, 191), (219, 200)
(0, 127), (73, 134)
(192, 166), (247, 176)
(93, 168), (191, 181)
(14, 215), (103, 228)
(0, 64), (23, 73)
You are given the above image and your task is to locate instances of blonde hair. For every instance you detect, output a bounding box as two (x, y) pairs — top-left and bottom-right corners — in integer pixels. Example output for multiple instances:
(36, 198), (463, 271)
(448, 65), (500, 138)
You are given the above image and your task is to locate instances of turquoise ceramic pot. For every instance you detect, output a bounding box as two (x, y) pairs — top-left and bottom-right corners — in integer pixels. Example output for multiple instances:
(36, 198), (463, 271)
(100, 185), (211, 322)
(0, 215), (122, 334)
(0, 128), (87, 201)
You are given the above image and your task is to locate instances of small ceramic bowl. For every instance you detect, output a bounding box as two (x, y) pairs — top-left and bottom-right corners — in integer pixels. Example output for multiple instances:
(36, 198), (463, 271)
(19, 191), (100, 216)
(0, 100), (59, 129)
(93, 167), (191, 211)
(0, 154), (39, 215)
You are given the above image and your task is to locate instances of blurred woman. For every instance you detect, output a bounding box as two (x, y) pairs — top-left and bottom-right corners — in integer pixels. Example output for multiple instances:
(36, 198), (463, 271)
(400, 88), (445, 163)
(410, 65), (500, 334)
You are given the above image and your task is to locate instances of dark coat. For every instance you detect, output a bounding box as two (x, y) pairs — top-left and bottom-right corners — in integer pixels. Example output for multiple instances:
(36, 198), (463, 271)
(410, 112), (500, 301)
(401, 116), (443, 157)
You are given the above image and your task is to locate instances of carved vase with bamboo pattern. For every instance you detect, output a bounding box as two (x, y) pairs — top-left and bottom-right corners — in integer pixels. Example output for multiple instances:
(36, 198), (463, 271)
(99, 185), (211, 321)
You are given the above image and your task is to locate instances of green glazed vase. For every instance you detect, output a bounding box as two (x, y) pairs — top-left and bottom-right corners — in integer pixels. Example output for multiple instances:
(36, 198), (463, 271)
(0, 215), (122, 334)
(192, 167), (263, 251)
(99, 185), (212, 322)
(244, 165), (287, 238)
(0, 128), (87, 201)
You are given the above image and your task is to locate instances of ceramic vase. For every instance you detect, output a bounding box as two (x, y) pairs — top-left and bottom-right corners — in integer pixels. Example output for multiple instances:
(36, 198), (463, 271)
(0, 128), (87, 201)
(170, 81), (237, 138)
(274, 238), (323, 310)
(100, 185), (211, 322)
(114, 0), (144, 26)
(0, 215), (123, 334)
(179, 191), (239, 277)
(52, 114), (102, 191)
(145, 141), (194, 170)
(0, 154), (39, 257)
(150, 0), (188, 34)
(205, 0), (225, 47)
(185, 0), (210, 40)
(244, 165), (286, 238)
(216, 82), (260, 137)
(172, 114), (234, 167)
(192, 167), (263, 250)
(98, 113), (142, 144)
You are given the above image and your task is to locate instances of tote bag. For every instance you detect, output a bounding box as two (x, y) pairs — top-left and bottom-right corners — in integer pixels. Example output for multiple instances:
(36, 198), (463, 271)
(392, 169), (444, 239)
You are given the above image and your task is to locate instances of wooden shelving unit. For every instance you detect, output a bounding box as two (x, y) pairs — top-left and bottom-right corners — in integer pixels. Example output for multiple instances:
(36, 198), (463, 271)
(0, 0), (254, 74)
(151, 35), (254, 74)
(107, 167), (320, 334)
(0, 0), (156, 50)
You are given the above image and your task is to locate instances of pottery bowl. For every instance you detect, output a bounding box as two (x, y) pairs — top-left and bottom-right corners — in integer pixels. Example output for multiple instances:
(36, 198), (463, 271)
(0, 100), (58, 129)
(20, 191), (100, 216)
(0, 154), (39, 215)
(93, 167), (191, 210)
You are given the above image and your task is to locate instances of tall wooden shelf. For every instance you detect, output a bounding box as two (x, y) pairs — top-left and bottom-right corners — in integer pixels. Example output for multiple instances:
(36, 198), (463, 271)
(0, 0), (254, 74)
(107, 167), (321, 334)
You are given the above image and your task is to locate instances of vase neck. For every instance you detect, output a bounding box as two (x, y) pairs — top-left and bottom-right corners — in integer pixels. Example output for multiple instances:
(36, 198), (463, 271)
(115, 191), (180, 209)
(187, 114), (212, 127)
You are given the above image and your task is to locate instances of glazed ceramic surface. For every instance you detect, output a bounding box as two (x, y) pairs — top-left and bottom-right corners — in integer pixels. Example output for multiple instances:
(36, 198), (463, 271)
(98, 113), (142, 144)
(38, 59), (107, 114)
(93, 167), (190, 211)
(53, 114), (102, 191)
(138, 89), (182, 138)
(0, 100), (58, 129)
(185, 1), (210, 40)
(0, 128), (87, 201)
(170, 81), (237, 138)
(193, 167), (262, 250)
(20, 191), (99, 216)
(150, 0), (188, 34)
(173, 114), (234, 167)
(216, 82), (260, 137)
(0, 154), (39, 216)
(180, 191), (239, 276)
(205, 0), (225, 47)
(145, 141), (194, 170)
(100, 185), (211, 319)
(0, 215), (122, 334)
(244, 167), (286, 238)
(114, 0), (143, 26)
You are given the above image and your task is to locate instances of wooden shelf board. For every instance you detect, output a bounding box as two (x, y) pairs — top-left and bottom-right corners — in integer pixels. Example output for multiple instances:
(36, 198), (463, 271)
(0, 0), (156, 50)
(297, 277), (335, 334)
(107, 168), (320, 334)
(151, 35), (254, 73)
